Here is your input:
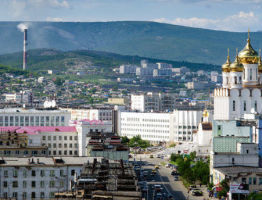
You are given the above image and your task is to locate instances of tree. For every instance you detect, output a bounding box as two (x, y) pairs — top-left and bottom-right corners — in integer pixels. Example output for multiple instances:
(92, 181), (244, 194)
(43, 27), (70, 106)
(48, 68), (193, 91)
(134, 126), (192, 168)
(121, 136), (129, 144)
(128, 135), (150, 149)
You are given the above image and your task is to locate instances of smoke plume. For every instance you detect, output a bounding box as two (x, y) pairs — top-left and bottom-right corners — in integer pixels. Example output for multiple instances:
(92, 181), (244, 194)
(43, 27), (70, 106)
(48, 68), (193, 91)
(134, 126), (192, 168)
(17, 23), (29, 32)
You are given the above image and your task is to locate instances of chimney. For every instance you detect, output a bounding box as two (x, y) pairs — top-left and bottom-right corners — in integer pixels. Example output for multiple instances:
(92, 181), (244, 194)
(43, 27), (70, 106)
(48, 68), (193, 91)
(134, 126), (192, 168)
(23, 28), (27, 70)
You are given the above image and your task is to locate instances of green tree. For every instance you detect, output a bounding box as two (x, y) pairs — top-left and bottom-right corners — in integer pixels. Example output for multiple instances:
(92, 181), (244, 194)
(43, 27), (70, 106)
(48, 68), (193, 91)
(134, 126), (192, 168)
(128, 135), (150, 149)
(121, 136), (129, 144)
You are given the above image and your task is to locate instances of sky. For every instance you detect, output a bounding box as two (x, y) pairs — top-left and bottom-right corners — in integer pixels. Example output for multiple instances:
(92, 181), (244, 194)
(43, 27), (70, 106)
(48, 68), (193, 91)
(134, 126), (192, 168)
(1, 0), (262, 32)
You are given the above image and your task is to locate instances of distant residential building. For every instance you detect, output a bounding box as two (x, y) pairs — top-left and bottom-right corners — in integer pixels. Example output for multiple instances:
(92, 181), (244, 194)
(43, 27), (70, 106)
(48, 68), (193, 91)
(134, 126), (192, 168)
(107, 98), (129, 106)
(3, 91), (33, 105)
(119, 64), (137, 74)
(186, 81), (210, 90)
(117, 77), (134, 83)
(172, 67), (190, 74)
(156, 62), (172, 69)
(131, 92), (176, 112)
(0, 108), (70, 126)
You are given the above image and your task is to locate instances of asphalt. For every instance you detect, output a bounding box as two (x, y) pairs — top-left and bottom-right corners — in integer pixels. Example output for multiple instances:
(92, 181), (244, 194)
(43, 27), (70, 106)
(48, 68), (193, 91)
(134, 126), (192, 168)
(133, 153), (210, 200)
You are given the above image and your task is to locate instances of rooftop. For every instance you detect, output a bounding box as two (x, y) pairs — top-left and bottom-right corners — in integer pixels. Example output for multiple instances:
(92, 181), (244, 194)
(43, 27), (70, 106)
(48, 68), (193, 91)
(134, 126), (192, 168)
(0, 126), (77, 135)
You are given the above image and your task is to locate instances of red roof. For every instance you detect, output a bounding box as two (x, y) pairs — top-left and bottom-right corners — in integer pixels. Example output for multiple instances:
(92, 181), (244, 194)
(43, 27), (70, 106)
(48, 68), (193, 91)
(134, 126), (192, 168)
(0, 126), (77, 135)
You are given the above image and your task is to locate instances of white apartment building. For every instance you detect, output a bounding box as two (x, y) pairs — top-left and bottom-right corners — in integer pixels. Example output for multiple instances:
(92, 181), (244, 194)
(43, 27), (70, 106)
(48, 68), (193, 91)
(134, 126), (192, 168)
(119, 112), (171, 143)
(0, 108), (70, 126)
(172, 109), (208, 142)
(0, 156), (102, 200)
(131, 92), (176, 112)
(119, 64), (137, 74)
(119, 109), (206, 143)
(64, 108), (113, 122)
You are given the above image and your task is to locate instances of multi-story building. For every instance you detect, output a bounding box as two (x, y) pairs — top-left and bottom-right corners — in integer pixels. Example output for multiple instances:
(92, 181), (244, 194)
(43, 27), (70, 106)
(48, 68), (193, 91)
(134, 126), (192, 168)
(0, 156), (96, 200)
(65, 108), (113, 122)
(118, 108), (207, 143)
(0, 108), (70, 126)
(73, 119), (113, 156)
(131, 92), (176, 112)
(0, 127), (48, 157)
(119, 111), (171, 143)
(119, 64), (137, 74)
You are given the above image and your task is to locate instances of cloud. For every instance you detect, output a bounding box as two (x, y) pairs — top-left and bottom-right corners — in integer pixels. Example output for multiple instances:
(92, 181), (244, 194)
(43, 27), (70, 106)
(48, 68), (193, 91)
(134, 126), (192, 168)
(29, 0), (70, 8)
(46, 17), (64, 22)
(154, 11), (260, 32)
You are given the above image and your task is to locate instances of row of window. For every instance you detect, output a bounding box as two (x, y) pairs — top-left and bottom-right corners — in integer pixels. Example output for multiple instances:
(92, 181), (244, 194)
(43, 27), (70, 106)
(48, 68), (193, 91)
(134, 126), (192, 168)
(242, 177), (262, 185)
(121, 128), (169, 133)
(42, 135), (77, 141)
(0, 150), (46, 156)
(121, 123), (169, 128)
(2, 191), (55, 199)
(121, 133), (169, 139)
(45, 143), (78, 148)
(49, 150), (78, 156)
(175, 125), (197, 129)
(232, 100), (258, 112)
(3, 180), (64, 188)
(0, 115), (65, 126)
(3, 169), (75, 178)
(178, 131), (192, 135)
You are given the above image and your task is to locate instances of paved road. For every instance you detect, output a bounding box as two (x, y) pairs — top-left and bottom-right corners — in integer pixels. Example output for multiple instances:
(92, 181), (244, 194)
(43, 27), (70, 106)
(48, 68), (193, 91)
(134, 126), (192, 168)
(134, 154), (210, 200)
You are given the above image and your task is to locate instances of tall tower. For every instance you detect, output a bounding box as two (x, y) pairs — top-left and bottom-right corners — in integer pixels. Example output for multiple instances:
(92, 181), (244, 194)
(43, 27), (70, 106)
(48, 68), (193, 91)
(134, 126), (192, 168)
(23, 28), (28, 71)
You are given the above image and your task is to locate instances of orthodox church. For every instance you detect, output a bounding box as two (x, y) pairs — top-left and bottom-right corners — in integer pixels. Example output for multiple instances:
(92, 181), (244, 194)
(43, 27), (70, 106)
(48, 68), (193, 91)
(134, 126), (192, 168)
(214, 31), (262, 120)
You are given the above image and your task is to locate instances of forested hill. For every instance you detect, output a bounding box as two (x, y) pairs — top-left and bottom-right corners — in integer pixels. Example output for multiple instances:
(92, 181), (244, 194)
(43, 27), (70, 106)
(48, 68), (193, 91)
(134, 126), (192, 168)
(0, 21), (261, 64)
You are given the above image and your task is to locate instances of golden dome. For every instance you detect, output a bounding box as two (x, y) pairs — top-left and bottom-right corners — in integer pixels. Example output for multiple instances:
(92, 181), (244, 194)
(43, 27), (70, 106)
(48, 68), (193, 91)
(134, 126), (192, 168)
(230, 49), (243, 72)
(222, 49), (231, 73)
(238, 30), (259, 64)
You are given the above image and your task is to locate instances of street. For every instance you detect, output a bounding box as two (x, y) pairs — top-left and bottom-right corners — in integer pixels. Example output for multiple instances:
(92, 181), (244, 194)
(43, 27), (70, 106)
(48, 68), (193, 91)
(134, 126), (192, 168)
(133, 154), (210, 200)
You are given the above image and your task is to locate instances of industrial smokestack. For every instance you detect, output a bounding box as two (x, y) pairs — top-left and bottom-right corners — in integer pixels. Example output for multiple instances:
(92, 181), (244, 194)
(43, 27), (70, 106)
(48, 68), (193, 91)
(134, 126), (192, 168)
(17, 23), (29, 71)
(23, 28), (27, 70)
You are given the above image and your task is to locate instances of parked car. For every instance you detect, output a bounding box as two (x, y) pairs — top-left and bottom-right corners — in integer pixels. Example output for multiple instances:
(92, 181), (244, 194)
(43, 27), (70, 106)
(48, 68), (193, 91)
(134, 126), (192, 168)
(191, 189), (203, 196)
(174, 176), (179, 181)
(189, 185), (197, 190)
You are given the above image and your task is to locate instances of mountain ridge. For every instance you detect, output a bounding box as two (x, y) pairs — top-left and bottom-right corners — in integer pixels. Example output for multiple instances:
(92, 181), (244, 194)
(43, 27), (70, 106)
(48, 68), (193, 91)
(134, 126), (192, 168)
(0, 21), (260, 65)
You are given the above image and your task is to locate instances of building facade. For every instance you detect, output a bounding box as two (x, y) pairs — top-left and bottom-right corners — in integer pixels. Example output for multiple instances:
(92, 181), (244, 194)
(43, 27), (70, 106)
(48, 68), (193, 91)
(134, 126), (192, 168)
(0, 108), (70, 127)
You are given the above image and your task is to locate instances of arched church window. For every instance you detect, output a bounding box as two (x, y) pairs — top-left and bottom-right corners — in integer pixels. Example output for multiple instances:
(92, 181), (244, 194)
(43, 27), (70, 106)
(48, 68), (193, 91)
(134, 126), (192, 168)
(233, 100), (236, 111)
(250, 69), (252, 80)
(244, 101), (247, 111)
(255, 101), (257, 112)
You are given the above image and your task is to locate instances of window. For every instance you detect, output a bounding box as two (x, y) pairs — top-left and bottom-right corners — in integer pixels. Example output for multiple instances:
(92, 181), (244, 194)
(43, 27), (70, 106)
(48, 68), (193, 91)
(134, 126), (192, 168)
(53, 136), (56, 140)
(253, 177), (257, 185)
(50, 170), (55, 177)
(255, 101), (257, 112)
(40, 170), (45, 177)
(23, 170), (27, 178)
(30, 116), (34, 126)
(244, 101), (247, 111)
(64, 143), (67, 148)
(22, 192), (27, 199)
(249, 177), (252, 184)
(12, 192), (17, 198)
(64, 150), (67, 155)
(49, 180), (55, 188)
(31, 192), (36, 199)
(234, 76), (237, 84)
(259, 178), (262, 185)
(59, 136), (62, 140)
(25, 116), (29, 126)
(71, 170), (75, 176)
(242, 178), (246, 184)
(23, 181), (27, 188)
(53, 143), (56, 148)
(32, 181), (36, 188)
(42, 136), (46, 141)
(48, 136), (51, 141)
(35, 116), (39, 126)
(40, 192), (45, 198)
(49, 192), (55, 198)
(69, 143), (72, 148)
(40, 181), (45, 188)
(74, 136), (78, 140)
(233, 100), (236, 111)
(4, 170), (8, 177)
(250, 69), (253, 80)
(60, 181), (64, 187)
(12, 181), (18, 188)
(232, 157), (235, 164)
(3, 181), (7, 187)
(64, 136), (67, 140)
(13, 170), (18, 177)
(20, 116), (24, 126)
(53, 151), (56, 155)
(31, 170), (36, 176)
(3, 193), (7, 198)
(60, 170), (64, 176)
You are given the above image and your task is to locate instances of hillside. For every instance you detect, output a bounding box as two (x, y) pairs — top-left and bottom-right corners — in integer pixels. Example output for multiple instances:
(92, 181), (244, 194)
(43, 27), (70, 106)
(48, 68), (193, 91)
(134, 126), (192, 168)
(0, 21), (260, 65)
(0, 49), (219, 72)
